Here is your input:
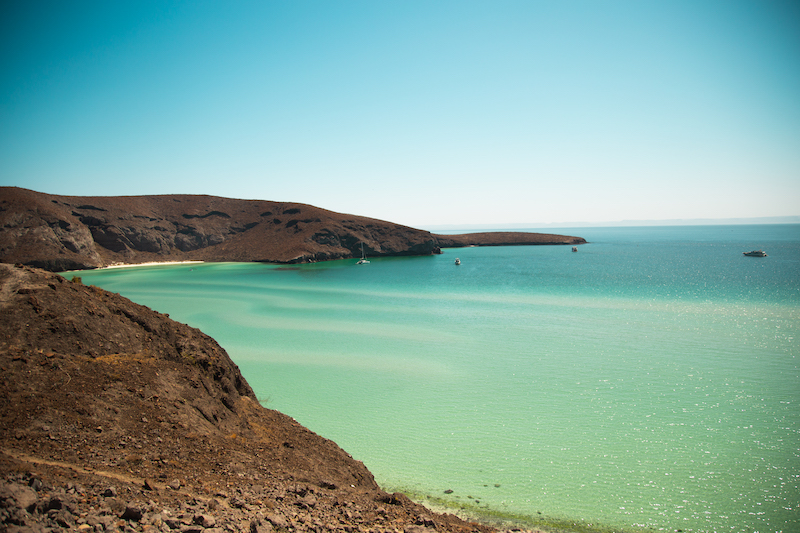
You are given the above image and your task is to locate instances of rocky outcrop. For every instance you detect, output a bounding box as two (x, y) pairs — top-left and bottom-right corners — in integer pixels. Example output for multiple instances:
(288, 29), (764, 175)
(0, 468), (494, 533)
(0, 188), (441, 270)
(433, 232), (585, 247)
(0, 187), (585, 271)
(0, 264), (503, 532)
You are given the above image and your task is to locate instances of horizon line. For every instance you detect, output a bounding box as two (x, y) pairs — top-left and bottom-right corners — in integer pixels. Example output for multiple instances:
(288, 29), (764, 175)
(423, 215), (800, 231)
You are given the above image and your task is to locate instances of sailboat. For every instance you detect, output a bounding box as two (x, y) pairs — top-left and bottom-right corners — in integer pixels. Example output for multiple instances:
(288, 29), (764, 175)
(356, 243), (370, 265)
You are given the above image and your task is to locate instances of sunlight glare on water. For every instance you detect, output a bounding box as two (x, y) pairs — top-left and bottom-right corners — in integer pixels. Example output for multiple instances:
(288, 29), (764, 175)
(67, 225), (800, 532)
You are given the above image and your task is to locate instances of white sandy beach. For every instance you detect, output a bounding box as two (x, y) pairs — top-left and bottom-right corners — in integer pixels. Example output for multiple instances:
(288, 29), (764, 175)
(102, 260), (204, 270)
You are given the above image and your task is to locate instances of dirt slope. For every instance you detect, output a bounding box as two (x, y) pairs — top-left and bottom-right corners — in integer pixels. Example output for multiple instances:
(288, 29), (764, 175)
(0, 263), (507, 532)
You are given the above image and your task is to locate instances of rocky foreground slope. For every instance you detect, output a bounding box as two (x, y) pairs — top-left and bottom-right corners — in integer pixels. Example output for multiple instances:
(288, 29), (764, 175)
(0, 188), (585, 271)
(0, 263), (521, 533)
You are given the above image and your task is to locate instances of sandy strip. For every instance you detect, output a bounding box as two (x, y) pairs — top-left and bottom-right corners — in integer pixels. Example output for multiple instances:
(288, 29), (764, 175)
(101, 260), (204, 270)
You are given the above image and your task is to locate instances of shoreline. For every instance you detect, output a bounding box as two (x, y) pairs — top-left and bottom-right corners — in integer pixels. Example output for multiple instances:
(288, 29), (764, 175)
(68, 259), (648, 533)
(396, 486), (635, 533)
(101, 260), (205, 270)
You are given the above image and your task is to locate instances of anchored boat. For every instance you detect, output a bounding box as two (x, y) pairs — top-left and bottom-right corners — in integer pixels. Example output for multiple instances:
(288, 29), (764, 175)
(356, 243), (370, 264)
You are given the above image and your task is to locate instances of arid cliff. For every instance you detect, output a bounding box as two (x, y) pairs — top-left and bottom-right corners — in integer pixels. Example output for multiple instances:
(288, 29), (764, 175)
(0, 188), (585, 271)
(0, 263), (505, 532)
(0, 188), (442, 271)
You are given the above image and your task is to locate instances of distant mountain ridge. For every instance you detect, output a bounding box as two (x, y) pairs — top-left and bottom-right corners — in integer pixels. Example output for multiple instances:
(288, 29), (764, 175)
(0, 187), (585, 271)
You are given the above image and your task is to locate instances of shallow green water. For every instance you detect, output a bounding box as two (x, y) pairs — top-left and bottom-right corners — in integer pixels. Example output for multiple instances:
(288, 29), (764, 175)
(66, 225), (800, 532)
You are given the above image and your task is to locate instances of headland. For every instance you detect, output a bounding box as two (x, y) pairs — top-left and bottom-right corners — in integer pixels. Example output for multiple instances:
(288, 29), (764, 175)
(0, 187), (592, 532)
(0, 187), (585, 271)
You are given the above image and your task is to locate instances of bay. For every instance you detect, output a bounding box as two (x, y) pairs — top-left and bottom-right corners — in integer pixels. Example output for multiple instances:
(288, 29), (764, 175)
(64, 225), (800, 532)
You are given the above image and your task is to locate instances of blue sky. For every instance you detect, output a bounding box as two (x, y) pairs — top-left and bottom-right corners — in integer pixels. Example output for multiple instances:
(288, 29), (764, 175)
(1, 1), (798, 228)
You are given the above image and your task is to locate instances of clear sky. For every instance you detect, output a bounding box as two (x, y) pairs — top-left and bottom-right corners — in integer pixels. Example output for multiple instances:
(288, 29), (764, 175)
(1, 1), (798, 228)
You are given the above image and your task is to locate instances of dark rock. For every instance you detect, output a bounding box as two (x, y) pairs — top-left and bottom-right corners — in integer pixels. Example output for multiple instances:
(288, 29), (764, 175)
(104, 497), (126, 516)
(229, 496), (246, 509)
(405, 527), (436, 533)
(318, 480), (337, 490)
(379, 492), (411, 506)
(164, 517), (183, 529)
(298, 493), (317, 508)
(416, 515), (437, 527)
(265, 513), (289, 529)
(0, 483), (37, 512)
(120, 505), (144, 521)
(46, 508), (76, 528)
(45, 494), (76, 513)
(250, 518), (274, 533)
(193, 513), (215, 527)
(92, 515), (118, 530)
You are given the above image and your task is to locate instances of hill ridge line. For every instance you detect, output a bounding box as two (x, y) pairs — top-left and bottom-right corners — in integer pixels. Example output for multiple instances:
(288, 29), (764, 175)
(1, 187), (585, 271)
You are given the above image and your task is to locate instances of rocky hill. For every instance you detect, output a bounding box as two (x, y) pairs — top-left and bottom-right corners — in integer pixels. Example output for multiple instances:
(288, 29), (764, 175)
(0, 263), (510, 532)
(433, 232), (585, 247)
(0, 188), (585, 271)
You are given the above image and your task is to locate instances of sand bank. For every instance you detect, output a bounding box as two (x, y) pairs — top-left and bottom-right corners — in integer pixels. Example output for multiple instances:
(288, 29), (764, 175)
(102, 260), (204, 270)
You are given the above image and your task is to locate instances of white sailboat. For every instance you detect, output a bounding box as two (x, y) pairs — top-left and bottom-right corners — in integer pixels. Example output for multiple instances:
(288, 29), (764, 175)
(356, 243), (370, 264)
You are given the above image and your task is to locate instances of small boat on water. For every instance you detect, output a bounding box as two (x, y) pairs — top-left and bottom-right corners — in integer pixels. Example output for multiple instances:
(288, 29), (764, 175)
(743, 250), (767, 257)
(454, 258), (461, 265)
(356, 243), (370, 264)
(572, 246), (578, 252)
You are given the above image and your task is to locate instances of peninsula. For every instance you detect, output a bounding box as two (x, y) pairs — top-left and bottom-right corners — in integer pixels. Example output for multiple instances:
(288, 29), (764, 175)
(0, 187), (585, 532)
(0, 188), (585, 271)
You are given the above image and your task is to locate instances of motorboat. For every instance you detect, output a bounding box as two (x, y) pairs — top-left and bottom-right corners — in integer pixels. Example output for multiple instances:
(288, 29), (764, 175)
(743, 250), (767, 257)
(454, 258), (461, 265)
(572, 246), (578, 252)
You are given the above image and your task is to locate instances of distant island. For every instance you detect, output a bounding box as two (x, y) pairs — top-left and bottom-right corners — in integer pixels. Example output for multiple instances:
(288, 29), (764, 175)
(0, 187), (585, 271)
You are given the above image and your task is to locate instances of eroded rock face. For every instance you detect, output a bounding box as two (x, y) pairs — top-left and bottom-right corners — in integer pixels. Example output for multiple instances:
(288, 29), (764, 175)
(1, 188), (586, 271)
(0, 188), (441, 269)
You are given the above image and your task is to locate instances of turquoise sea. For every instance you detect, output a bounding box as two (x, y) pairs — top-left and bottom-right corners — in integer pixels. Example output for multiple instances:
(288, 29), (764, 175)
(64, 225), (799, 533)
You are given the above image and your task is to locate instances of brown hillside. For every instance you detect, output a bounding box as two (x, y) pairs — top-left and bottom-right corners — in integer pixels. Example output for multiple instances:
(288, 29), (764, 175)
(434, 232), (585, 247)
(0, 188), (440, 271)
(0, 263), (504, 532)
(0, 188), (584, 271)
